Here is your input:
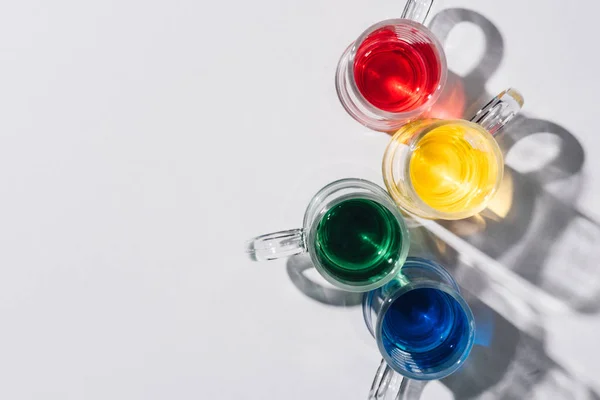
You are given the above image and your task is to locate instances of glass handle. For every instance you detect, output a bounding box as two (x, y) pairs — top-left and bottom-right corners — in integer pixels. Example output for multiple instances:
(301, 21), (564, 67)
(395, 377), (426, 400)
(369, 359), (426, 400)
(470, 88), (524, 136)
(245, 229), (305, 261)
(368, 359), (390, 399)
(401, 0), (434, 24)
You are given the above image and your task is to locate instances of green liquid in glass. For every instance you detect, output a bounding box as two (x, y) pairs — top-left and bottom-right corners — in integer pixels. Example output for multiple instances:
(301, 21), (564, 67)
(314, 198), (403, 285)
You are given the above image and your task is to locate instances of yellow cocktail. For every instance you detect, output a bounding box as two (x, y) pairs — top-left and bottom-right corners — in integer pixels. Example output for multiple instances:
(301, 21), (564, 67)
(410, 121), (501, 213)
(382, 89), (522, 220)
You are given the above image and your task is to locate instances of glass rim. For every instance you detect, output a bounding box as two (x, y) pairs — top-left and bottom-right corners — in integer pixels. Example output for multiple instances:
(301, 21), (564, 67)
(346, 18), (448, 120)
(383, 119), (505, 220)
(374, 279), (476, 380)
(303, 178), (410, 292)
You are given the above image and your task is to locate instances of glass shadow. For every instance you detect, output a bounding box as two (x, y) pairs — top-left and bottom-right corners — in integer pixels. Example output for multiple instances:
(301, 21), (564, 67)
(408, 224), (599, 399)
(426, 8), (600, 313)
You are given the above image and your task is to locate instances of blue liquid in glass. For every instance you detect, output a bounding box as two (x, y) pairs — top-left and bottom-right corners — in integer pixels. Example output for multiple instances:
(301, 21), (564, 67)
(382, 288), (470, 372)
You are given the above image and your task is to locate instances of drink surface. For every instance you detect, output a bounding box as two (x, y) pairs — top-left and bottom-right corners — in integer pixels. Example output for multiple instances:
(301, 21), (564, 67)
(353, 26), (440, 113)
(381, 287), (470, 370)
(314, 198), (403, 285)
(409, 122), (501, 214)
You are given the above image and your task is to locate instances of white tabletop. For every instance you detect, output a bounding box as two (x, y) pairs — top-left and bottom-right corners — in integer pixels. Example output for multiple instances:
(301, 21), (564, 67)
(0, 0), (598, 398)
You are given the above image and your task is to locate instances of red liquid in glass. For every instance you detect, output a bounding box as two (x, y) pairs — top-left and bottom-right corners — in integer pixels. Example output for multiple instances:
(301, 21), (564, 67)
(353, 27), (441, 113)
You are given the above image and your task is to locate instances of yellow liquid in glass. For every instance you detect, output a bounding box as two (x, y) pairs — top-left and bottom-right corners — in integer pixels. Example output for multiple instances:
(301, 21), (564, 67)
(409, 122), (501, 214)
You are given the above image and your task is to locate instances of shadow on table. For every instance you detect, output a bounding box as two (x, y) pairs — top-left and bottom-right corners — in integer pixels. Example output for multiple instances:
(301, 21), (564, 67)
(427, 7), (505, 120)
(443, 296), (600, 400)
(428, 8), (600, 313)
(410, 224), (600, 399)
(408, 6), (600, 385)
(286, 254), (363, 307)
(441, 115), (600, 313)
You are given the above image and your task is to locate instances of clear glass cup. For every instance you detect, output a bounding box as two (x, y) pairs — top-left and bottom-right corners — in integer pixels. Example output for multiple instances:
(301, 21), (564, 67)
(382, 88), (524, 220)
(245, 179), (410, 292)
(363, 257), (475, 397)
(335, 0), (447, 132)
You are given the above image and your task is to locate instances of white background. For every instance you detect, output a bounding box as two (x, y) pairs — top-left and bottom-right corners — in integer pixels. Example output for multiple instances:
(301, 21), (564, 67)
(0, 0), (598, 398)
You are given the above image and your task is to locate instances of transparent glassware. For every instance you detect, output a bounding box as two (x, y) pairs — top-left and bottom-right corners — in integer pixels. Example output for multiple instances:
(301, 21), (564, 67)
(363, 257), (475, 398)
(369, 360), (427, 400)
(246, 179), (410, 292)
(382, 88), (524, 220)
(363, 257), (475, 380)
(335, 0), (447, 132)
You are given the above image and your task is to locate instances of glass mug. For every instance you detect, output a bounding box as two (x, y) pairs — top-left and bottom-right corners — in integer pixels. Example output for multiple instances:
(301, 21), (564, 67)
(246, 179), (410, 292)
(383, 88), (524, 220)
(363, 257), (475, 397)
(336, 0), (446, 132)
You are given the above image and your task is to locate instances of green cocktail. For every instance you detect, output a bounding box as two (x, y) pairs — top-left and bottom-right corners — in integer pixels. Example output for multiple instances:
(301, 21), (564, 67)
(314, 198), (404, 286)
